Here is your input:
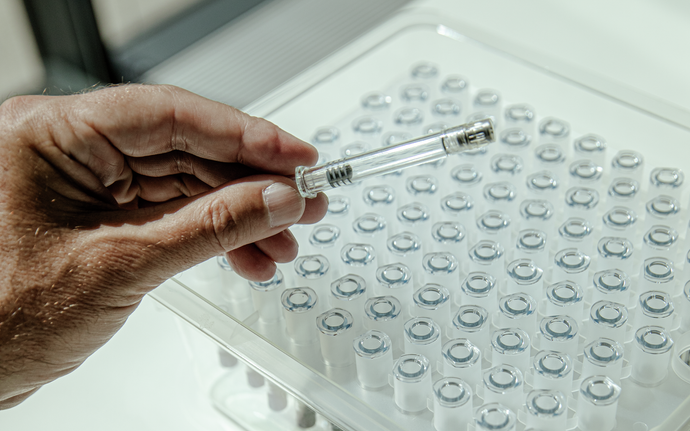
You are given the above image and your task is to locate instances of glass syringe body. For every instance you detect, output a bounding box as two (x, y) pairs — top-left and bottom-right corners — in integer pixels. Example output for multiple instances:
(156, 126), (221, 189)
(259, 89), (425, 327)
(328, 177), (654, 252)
(295, 119), (494, 198)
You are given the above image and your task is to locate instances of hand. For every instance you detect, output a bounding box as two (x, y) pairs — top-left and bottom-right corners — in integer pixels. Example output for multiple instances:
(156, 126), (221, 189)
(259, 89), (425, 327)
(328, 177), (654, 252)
(0, 84), (327, 408)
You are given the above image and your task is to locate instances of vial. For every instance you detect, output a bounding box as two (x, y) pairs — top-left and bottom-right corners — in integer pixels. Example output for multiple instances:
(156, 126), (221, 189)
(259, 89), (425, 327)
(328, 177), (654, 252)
(557, 218), (595, 257)
(483, 182), (519, 218)
(545, 281), (585, 322)
(649, 167), (685, 199)
(386, 232), (422, 274)
(596, 236), (634, 275)
(538, 315), (580, 360)
(518, 200), (555, 233)
(490, 328), (531, 372)
(451, 305), (490, 353)
(403, 317), (443, 371)
(362, 185), (396, 225)
(538, 117), (570, 144)
(476, 210), (512, 249)
(294, 255), (330, 299)
(353, 330), (393, 390)
(281, 287), (319, 344)
(475, 403), (517, 431)
(375, 263), (413, 311)
(532, 350), (573, 394)
(639, 257), (676, 295)
(316, 308), (355, 367)
(564, 186), (600, 219)
(429, 221), (467, 264)
(525, 171), (560, 202)
(514, 229), (549, 270)
(581, 338), (624, 383)
(432, 377), (474, 431)
(552, 248), (591, 288)
(524, 389), (569, 431)
(592, 269), (632, 307)
(606, 178), (641, 212)
(340, 243), (377, 281)
(505, 258), (544, 299)
(412, 283), (452, 327)
(534, 144), (567, 169)
(482, 365), (525, 414)
(636, 290), (675, 329)
(307, 225), (341, 270)
(392, 354), (432, 413)
(249, 268), (285, 323)
(504, 103), (536, 135)
(568, 159), (604, 187)
(644, 195), (681, 232)
(574, 134), (607, 165)
(422, 252), (459, 286)
(352, 213), (387, 261)
(440, 192), (476, 229)
(587, 300), (629, 346)
(442, 339), (482, 390)
(364, 296), (403, 350)
(578, 376), (621, 431)
(450, 164), (483, 193)
(630, 326), (674, 387)
(496, 293), (538, 336)
(611, 150), (644, 183)
(459, 272), (498, 312)
(601, 206), (638, 245)
(395, 202), (430, 235)
(642, 225), (679, 262)
(468, 240), (505, 277)
(329, 274), (367, 325)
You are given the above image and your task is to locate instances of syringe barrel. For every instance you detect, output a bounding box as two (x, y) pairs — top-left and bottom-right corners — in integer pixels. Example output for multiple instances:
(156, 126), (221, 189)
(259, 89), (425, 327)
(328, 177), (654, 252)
(296, 119), (494, 198)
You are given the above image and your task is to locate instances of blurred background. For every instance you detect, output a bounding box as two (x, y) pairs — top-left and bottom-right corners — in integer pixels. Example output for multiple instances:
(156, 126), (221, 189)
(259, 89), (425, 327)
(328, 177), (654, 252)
(0, 0), (413, 107)
(3, 0), (690, 113)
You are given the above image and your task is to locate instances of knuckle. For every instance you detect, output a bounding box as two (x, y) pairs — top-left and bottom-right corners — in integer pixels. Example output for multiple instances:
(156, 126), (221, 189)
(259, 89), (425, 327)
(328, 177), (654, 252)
(200, 197), (242, 251)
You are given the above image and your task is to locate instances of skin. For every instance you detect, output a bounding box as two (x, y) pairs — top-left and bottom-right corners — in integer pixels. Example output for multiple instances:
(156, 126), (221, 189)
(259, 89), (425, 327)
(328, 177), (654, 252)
(0, 84), (328, 408)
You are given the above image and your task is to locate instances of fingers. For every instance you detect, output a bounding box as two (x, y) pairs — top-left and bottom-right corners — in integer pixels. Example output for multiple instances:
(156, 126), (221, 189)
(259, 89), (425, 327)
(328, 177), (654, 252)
(255, 229), (299, 263)
(224, 245), (276, 282)
(126, 152), (258, 187)
(61, 85), (318, 183)
(86, 176), (313, 286)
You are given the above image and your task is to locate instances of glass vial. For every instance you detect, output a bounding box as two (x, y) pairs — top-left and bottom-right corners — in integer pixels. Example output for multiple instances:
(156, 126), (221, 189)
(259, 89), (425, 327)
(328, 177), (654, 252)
(532, 350), (573, 394)
(281, 287), (319, 344)
(249, 269), (285, 323)
(545, 281), (585, 322)
(459, 272), (498, 312)
(412, 284), (452, 327)
(392, 354), (432, 413)
(364, 296), (402, 350)
(353, 330), (393, 390)
(432, 377), (473, 431)
(451, 305), (490, 353)
(403, 317), (442, 371)
(578, 376), (621, 431)
(581, 338), (625, 383)
(475, 403), (517, 431)
(538, 315), (579, 360)
(316, 308), (355, 367)
(505, 258), (544, 299)
(491, 328), (531, 372)
(482, 364), (525, 414)
(524, 389), (568, 431)
(629, 326), (674, 387)
(375, 263), (413, 311)
(442, 339), (482, 390)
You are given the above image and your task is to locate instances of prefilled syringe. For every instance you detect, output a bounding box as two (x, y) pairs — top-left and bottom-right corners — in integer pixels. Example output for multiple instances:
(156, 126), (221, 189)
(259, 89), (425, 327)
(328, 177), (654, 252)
(295, 119), (495, 198)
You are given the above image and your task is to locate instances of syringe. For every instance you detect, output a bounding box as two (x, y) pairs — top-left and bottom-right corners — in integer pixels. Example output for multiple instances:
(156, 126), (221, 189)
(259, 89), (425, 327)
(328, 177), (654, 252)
(295, 119), (495, 198)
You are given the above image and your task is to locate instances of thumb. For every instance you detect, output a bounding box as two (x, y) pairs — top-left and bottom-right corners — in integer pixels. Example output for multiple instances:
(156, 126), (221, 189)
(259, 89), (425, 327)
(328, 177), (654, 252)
(87, 176), (307, 288)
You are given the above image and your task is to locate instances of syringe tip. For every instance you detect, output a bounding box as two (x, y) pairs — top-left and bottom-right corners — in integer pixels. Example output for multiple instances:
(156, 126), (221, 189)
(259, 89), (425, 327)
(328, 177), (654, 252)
(465, 118), (495, 145)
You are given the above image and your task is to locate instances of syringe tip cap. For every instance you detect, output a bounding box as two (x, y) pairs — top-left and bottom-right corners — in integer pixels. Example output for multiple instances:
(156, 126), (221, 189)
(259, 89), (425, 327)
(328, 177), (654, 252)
(466, 118), (495, 145)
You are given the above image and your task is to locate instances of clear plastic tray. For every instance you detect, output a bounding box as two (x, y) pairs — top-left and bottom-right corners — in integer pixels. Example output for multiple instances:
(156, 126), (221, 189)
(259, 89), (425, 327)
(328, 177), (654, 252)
(150, 9), (690, 431)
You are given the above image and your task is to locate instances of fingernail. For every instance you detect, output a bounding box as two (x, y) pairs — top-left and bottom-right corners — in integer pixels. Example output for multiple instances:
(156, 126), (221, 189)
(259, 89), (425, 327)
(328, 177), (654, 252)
(263, 183), (305, 228)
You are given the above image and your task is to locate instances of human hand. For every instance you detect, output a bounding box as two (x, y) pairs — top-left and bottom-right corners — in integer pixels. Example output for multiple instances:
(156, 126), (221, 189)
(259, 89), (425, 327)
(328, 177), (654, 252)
(0, 84), (327, 408)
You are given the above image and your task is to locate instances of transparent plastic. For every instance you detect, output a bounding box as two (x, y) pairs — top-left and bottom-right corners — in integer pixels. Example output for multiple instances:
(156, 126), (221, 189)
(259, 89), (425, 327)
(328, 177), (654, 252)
(296, 120), (495, 197)
(152, 13), (690, 431)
